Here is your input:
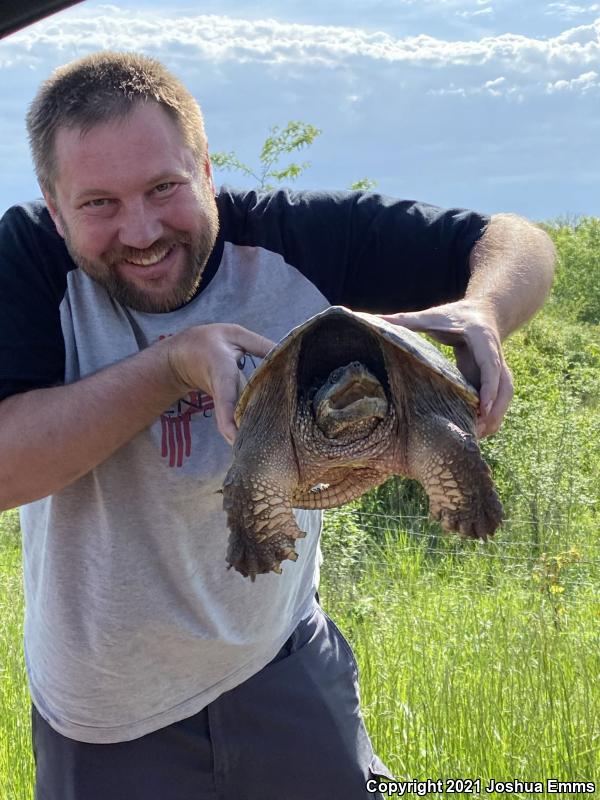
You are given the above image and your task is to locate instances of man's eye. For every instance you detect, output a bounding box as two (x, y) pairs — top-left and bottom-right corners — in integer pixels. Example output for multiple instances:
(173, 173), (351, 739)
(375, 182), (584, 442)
(155, 182), (174, 193)
(86, 198), (110, 208)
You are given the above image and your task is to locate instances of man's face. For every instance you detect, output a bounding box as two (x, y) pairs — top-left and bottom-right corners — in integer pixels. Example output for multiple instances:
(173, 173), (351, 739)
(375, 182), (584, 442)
(45, 102), (219, 313)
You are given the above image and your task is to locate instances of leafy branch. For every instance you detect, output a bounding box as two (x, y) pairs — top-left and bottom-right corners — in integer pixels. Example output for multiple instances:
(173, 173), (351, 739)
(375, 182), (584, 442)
(211, 121), (378, 192)
(211, 121), (321, 191)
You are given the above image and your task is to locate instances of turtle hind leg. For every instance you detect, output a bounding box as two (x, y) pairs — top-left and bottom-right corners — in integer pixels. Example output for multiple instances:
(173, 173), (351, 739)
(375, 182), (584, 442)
(406, 415), (503, 540)
(223, 471), (306, 581)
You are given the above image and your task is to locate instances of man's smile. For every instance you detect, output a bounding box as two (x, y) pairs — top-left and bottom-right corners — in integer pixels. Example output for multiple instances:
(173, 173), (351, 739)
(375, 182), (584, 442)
(123, 243), (176, 268)
(119, 243), (180, 283)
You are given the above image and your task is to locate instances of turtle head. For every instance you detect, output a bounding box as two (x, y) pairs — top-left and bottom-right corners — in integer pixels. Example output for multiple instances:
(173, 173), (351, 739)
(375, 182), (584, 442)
(312, 361), (388, 439)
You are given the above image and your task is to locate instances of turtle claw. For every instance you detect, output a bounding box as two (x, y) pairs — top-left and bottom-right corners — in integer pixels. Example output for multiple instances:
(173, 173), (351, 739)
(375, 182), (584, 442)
(223, 487), (307, 579)
(433, 498), (502, 541)
(225, 532), (304, 580)
(222, 470), (309, 579)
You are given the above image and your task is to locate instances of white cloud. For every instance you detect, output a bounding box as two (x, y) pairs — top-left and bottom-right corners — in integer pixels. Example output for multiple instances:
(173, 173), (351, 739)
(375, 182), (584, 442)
(2, 10), (598, 108)
(483, 76), (506, 95)
(327, 0), (492, 5)
(546, 3), (600, 19)
(547, 69), (600, 91)
(456, 6), (494, 19)
(2, 8), (599, 121)
(484, 76), (505, 87)
(429, 75), (514, 97)
(1, 10), (598, 80)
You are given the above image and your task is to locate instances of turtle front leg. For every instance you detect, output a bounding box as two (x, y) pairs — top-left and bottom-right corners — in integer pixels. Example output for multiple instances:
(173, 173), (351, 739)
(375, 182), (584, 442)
(406, 414), (503, 539)
(223, 467), (306, 581)
(223, 421), (307, 582)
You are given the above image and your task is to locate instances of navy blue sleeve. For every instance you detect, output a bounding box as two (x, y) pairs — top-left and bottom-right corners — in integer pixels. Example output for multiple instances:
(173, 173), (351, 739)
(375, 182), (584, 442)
(0, 202), (69, 401)
(217, 187), (489, 313)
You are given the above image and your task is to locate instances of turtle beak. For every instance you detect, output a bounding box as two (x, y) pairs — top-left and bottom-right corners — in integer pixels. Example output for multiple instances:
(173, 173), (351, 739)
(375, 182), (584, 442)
(313, 363), (388, 438)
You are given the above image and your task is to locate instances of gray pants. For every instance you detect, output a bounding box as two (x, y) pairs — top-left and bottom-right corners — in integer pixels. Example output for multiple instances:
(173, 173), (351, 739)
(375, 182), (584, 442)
(33, 601), (391, 799)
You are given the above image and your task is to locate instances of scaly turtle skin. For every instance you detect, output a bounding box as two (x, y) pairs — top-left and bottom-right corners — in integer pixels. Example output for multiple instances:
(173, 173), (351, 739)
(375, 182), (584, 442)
(223, 306), (503, 580)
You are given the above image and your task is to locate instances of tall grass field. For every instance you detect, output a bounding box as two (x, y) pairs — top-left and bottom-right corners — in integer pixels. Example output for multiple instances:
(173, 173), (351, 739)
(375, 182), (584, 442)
(1, 218), (599, 798)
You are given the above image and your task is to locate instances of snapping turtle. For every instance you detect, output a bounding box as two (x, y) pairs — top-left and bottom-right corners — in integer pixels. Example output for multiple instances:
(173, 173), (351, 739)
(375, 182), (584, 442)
(223, 306), (503, 580)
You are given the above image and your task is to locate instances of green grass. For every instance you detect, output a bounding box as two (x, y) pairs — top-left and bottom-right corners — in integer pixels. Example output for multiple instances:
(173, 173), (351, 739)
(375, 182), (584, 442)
(320, 521), (600, 799)
(0, 510), (33, 800)
(3, 510), (600, 799)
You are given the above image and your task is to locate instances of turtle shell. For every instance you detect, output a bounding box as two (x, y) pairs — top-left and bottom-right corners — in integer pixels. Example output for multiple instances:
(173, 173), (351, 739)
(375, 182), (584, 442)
(235, 305), (478, 425)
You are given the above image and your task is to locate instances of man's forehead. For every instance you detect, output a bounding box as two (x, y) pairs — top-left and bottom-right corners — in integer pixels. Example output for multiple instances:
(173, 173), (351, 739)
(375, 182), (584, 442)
(52, 104), (197, 191)
(54, 103), (183, 152)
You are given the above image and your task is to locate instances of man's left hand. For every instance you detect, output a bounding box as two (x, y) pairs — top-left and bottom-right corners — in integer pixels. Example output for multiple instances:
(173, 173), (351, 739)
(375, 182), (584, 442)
(379, 300), (513, 438)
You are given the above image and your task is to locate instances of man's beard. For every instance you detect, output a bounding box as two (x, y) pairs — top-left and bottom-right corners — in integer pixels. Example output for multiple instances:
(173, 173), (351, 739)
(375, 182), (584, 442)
(61, 197), (219, 314)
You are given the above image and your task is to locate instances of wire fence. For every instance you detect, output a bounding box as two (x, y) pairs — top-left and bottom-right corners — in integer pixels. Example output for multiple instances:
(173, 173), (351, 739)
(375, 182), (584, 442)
(1, 508), (599, 591)
(320, 507), (600, 593)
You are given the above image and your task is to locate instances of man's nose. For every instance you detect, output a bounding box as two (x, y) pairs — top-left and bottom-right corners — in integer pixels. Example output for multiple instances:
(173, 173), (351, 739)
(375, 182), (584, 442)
(118, 199), (163, 249)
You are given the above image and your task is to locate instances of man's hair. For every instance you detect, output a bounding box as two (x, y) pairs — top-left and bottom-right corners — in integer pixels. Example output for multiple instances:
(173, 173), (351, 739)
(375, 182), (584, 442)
(26, 51), (207, 196)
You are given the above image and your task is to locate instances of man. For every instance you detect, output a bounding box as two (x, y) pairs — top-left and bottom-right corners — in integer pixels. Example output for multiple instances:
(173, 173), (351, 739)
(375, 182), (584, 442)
(0, 52), (555, 799)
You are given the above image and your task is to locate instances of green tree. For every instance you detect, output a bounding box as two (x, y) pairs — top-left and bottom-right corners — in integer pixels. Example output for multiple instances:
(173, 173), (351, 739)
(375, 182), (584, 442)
(211, 121), (321, 191)
(211, 121), (378, 192)
(545, 217), (600, 324)
(348, 177), (378, 192)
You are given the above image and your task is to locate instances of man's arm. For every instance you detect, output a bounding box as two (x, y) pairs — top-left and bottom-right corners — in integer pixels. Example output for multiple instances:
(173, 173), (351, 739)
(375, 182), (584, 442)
(382, 213), (556, 437)
(0, 324), (272, 511)
(466, 213), (556, 337)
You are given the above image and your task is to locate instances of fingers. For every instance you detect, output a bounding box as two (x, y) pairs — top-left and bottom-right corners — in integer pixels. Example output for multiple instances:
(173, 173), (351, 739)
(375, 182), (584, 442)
(213, 370), (245, 446)
(229, 326), (273, 360)
(167, 323), (275, 447)
(381, 303), (513, 436)
(460, 326), (511, 438)
(458, 333), (509, 438)
(211, 326), (274, 445)
(470, 326), (502, 413)
(380, 311), (419, 327)
(477, 361), (513, 438)
(380, 310), (467, 346)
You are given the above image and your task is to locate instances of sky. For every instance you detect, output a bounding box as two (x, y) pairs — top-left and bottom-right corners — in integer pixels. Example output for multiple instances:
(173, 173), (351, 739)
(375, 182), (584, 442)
(0, 0), (598, 220)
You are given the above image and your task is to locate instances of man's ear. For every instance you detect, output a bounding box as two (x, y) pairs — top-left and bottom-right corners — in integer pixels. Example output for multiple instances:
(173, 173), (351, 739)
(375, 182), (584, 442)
(42, 190), (65, 238)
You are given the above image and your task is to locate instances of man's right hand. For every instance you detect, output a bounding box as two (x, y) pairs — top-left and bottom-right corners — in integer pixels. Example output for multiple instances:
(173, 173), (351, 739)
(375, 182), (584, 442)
(166, 324), (274, 446)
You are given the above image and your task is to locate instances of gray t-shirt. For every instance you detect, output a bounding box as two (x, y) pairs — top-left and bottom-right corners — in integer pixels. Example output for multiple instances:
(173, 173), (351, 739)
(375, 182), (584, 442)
(0, 188), (488, 743)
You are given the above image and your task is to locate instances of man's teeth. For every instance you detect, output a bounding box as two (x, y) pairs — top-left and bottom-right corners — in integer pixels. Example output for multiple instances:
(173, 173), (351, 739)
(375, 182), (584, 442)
(126, 246), (173, 267)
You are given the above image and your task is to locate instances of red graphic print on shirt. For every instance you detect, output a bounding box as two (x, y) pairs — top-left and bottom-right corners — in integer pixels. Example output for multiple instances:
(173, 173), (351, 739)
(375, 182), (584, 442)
(156, 334), (214, 468)
(160, 391), (214, 468)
